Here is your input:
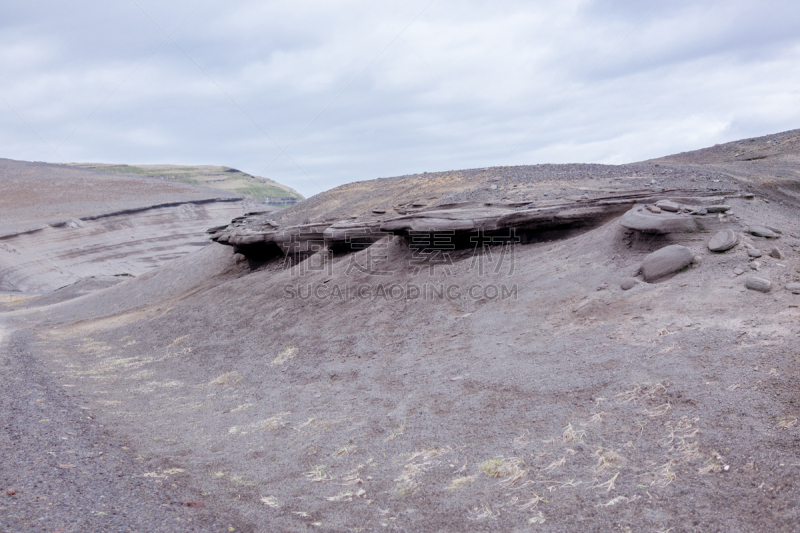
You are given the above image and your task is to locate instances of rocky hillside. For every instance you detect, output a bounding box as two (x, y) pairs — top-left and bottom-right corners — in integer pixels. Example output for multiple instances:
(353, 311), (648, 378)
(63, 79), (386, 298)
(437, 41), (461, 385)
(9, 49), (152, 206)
(2, 130), (800, 532)
(0, 158), (274, 293)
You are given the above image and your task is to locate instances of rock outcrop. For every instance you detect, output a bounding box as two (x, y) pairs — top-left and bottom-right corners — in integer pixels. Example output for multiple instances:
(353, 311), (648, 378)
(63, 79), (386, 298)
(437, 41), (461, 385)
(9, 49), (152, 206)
(210, 189), (735, 258)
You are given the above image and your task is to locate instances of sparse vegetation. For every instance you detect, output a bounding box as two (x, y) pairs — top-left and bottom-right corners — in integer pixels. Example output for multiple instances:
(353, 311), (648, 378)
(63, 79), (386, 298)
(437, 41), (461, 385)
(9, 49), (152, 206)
(209, 372), (243, 386)
(271, 346), (297, 366)
(447, 475), (476, 491)
(66, 163), (303, 201)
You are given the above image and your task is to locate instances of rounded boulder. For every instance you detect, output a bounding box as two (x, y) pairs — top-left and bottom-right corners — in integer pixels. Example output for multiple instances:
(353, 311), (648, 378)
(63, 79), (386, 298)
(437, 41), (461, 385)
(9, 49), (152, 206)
(707, 229), (738, 252)
(745, 277), (772, 293)
(641, 245), (695, 282)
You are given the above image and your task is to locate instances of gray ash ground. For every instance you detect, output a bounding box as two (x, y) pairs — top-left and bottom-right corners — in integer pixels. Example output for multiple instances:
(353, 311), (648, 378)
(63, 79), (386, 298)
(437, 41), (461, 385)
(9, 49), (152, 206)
(0, 328), (243, 532)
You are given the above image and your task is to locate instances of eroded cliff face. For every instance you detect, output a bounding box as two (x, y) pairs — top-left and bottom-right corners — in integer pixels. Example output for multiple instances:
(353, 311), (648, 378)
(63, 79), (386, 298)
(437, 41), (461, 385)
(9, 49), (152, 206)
(0, 200), (249, 293)
(0, 157), (278, 293)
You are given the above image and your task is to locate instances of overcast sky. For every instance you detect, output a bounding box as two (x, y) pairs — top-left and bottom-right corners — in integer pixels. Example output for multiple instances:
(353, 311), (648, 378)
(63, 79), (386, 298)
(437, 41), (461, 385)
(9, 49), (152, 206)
(1, 1), (799, 197)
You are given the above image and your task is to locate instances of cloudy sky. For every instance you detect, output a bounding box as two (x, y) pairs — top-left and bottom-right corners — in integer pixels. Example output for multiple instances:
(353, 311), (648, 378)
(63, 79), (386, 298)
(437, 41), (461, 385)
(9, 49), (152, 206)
(1, 1), (798, 197)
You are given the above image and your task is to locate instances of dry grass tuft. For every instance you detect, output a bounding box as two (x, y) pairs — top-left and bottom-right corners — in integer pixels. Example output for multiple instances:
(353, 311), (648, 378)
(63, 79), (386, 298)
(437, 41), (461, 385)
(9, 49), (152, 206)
(593, 472), (619, 492)
(617, 382), (667, 404)
(303, 465), (333, 482)
(528, 511), (546, 524)
(254, 412), (290, 430)
(651, 459), (677, 486)
(498, 458), (528, 486)
(260, 496), (280, 508)
(562, 422), (585, 443)
(479, 457), (525, 480)
(590, 411), (606, 423)
(698, 462), (723, 474)
(334, 444), (357, 457)
(209, 372), (243, 386)
(698, 451), (725, 474)
(340, 463), (367, 485)
(230, 475), (257, 486)
(229, 412), (290, 434)
(596, 495), (639, 508)
(447, 475), (477, 491)
(468, 502), (496, 521)
(131, 370), (154, 381)
(544, 457), (566, 472)
(271, 346), (297, 366)
(386, 419), (407, 441)
(776, 417), (798, 430)
(595, 449), (622, 474)
(392, 449), (446, 497)
(169, 335), (189, 347)
(327, 489), (366, 502)
(520, 491), (547, 509)
(644, 403), (672, 417)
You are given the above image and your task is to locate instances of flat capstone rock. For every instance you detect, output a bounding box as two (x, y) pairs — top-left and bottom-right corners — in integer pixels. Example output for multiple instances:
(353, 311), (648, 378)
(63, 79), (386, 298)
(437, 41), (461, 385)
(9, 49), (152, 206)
(655, 200), (681, 212)
(641, 244), (695, 282)
(747, 226), (778, 238)
(708, 229), (738, 252)
(706, 205), (731, 213)
(745, 277), (772, 293)
(733, 267), (745, 276)
(620, 207), (701, 234)
(747, 248), (763, 258)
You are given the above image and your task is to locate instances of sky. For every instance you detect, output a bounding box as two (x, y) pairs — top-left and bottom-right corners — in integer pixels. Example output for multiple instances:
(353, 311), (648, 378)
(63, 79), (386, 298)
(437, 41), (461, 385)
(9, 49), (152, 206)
(1, 1), (799, 197)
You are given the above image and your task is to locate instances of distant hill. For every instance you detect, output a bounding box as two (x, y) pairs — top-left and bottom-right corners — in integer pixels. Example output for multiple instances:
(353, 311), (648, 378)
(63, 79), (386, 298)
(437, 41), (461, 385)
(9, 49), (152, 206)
(65, 163), (304, 205)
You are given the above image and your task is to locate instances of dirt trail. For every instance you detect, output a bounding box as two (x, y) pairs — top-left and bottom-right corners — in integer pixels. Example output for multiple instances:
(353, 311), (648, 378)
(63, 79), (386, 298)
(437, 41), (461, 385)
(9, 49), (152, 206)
(0, 316), (245, 532)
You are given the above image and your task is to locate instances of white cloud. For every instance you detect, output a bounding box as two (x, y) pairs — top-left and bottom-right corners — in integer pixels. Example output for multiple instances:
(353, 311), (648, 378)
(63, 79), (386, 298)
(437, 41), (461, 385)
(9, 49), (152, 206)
(0, 0), (798, 197)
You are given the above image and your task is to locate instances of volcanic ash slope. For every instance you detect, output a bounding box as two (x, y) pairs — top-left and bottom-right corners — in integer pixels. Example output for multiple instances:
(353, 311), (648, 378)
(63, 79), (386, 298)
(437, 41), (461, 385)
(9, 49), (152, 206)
(23, 188), (800, 532)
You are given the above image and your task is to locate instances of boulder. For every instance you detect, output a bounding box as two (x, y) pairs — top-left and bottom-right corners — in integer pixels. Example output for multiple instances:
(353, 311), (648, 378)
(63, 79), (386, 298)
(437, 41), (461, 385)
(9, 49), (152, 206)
(786, 282), (800, 294)
(620, 278), (636, 290)
(641, 245), (695, 282)
(706, 205), (731, 213)
(620, 208), (701, 234)
(707, 229), (738, 252)
(655, 200), (681, 212)
(747, 248), (763, 258)
(769, 246), (784, 259)
(745, 277), (772, 293)
(747, 226), (778, 238)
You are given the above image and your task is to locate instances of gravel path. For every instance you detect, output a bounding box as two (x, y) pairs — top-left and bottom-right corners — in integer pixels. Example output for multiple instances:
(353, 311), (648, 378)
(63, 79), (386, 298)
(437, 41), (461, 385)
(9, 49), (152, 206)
(0, 323), (230, 533)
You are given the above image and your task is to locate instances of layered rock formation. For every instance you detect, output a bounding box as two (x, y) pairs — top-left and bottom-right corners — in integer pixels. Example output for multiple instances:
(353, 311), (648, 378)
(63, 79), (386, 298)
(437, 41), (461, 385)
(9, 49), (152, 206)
(0, 157), (287, 293)
(0, 200), (250, 293)
(209, 189), (739, 259)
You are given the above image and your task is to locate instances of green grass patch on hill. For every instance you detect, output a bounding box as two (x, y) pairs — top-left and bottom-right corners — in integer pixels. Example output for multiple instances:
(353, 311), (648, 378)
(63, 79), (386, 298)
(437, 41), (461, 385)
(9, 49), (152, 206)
(68, 163), (303, 201)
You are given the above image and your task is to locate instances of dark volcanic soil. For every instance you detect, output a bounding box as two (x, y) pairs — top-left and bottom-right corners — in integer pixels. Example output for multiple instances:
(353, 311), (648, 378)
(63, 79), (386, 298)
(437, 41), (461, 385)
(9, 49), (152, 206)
(2, 130), (800, 532)
(0, 327), (236, 532)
